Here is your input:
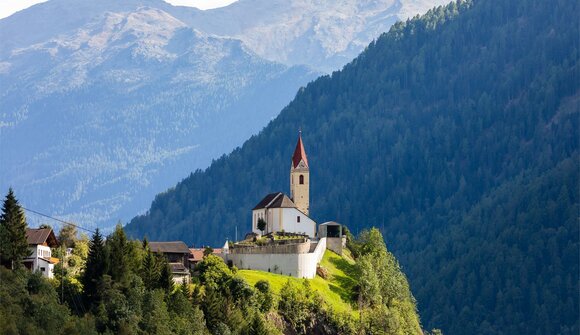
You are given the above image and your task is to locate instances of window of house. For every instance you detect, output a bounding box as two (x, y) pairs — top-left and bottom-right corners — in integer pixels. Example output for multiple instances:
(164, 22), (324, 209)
(299, 175), (304, 184)
(297, 216), (301, 223)
(40, 267), (45, 272)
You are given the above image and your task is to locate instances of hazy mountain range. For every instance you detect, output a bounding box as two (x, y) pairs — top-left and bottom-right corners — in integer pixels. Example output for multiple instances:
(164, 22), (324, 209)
(0, 0), (449, 230)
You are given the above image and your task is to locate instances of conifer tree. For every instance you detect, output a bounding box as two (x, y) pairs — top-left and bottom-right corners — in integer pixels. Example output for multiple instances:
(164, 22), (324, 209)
(158, 258), (174, 293)
(0, 188), (30, 269)
(141, 245), (160, 290)
(107, 223), (129, 283)
(82, 228), (108, 308)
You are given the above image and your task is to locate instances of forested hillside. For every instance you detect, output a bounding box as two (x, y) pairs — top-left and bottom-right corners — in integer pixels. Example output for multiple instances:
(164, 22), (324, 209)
(126, 0), (579, 333)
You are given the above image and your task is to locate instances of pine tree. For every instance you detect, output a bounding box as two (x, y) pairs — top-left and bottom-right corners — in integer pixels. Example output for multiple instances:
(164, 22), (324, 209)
(141, 245), (160, 290)
(158, 258), (174, 293)
(107, 223), (129, 283)
(81, 228), (108, 308)
(0, 188), (30, 269)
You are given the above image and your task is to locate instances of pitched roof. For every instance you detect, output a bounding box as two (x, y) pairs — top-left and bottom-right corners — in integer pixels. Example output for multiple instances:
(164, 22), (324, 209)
(253, 192), (296, 210)
(149, 241), (190, 254)
(189, 248), (205, 262)
(292, 133), (309, 168)
(26, 228), (58, 247)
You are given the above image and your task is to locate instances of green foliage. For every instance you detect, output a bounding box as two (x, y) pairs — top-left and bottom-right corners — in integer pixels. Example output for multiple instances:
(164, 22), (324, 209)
(58, 224), (77, 248)
(106, 223), (131, 284)
(197, 254), (233, 288)
(140, 245), (161, 290)
(158, 258), (174, 293)
(81, 229), (108, 310)
(278, 280), (321, 334)
(125, 0), (579, 333)
(257, 218), (266, 234)
(254, 280), (274, 312)
(0, 188), (30, 269)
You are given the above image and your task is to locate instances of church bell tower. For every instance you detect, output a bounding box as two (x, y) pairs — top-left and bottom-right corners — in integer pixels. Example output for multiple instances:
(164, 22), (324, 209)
(290, 131), (310, 215)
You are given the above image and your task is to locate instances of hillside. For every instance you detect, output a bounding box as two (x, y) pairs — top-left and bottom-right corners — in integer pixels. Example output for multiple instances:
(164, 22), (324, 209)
(126, 0), (579, 333)
(0, 219), (423, 335)
(0, 0), (445, 231)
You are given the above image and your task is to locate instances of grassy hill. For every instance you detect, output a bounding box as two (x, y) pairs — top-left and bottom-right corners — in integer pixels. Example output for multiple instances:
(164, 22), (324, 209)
(239, 250), (358, 314)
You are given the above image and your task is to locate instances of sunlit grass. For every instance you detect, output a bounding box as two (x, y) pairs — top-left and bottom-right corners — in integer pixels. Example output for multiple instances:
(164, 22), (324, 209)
(238, 249), (359, 315)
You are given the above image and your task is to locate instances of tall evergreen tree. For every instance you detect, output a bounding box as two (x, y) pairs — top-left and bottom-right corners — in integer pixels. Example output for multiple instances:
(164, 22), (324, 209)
(158, 258), (174, 293)
(106, 223), (129, 283)
(141, 245), (161, 290)
(82, 228), (108, 308)
(0, 188), (30, 269)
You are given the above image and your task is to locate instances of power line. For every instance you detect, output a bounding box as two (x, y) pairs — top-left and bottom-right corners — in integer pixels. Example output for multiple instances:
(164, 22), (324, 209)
(21, 206), (95, 234)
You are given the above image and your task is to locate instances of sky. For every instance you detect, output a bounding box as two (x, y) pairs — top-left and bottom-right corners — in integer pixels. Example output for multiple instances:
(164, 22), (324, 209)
(0, 0), (238, 19)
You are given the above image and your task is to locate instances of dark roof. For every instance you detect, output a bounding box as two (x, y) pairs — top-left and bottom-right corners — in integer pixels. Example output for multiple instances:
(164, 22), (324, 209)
(26, 228), (58, 247)
(149, 241), (190, 254)
(292, 133), (309, 168)
(253, 192), (296, 210)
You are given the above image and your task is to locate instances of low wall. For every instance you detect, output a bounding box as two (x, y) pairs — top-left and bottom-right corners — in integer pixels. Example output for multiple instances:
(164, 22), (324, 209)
(230, 240), (310, 254)
(226, 238), (326, 279)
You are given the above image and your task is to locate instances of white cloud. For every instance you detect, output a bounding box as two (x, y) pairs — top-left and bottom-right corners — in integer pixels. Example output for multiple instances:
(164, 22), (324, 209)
(165, 0), (238, 10)
(0, 0), (238, 20)
(0, 0), (49, 19)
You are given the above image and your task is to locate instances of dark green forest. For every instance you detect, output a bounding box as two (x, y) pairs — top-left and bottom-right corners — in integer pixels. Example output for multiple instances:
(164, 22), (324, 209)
(126, 0), (579, 333)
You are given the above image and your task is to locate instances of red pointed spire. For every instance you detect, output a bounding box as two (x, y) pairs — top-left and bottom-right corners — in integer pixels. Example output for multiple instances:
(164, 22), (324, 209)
(292, 131), (309, 168)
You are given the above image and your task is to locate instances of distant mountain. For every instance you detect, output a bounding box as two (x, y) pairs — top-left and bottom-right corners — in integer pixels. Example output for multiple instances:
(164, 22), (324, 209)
(0, 0), (446, 230)
(0, 2), (317, 228)
(125, 0), (579, 334)
(171, 0), (452, 72)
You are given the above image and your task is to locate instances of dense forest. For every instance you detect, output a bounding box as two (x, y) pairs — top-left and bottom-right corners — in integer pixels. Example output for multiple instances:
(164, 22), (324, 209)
(126, 0), (578, 333)
(0, 189), (427, 334)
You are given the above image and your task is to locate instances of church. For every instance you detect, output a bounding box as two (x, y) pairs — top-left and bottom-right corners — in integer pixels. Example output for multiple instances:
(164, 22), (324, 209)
(222, 132), (345, 278)
(251, 132), (316, 237)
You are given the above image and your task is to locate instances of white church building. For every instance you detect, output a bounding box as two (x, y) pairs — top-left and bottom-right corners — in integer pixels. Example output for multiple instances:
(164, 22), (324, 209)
(252, 193), (316, 237)
(251, 132), (316, 237)
(224, 132), (345, 278)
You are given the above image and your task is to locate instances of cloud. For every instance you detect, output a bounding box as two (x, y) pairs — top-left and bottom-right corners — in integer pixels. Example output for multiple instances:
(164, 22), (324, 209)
(0, 0), (238, 20)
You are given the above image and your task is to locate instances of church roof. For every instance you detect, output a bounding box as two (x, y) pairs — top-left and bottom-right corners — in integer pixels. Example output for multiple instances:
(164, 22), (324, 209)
(253, 192), (296, 210)
(292, 133), (309, 168)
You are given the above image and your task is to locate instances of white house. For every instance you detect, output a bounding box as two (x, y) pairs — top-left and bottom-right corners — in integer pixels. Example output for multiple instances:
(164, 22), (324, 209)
(252, 192), (317, 238)
(23, 228), (59, 278)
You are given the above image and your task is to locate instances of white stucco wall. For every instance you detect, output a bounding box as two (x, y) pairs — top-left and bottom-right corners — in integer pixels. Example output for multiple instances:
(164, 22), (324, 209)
(279, 208), (316, 237)
(227, 238), (326, 279)
(27, 245), (55, 278)
(252, 207), (316, 237)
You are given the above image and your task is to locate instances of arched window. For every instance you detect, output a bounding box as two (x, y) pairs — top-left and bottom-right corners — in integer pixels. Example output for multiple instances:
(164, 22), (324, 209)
(299, 175), (304, 184)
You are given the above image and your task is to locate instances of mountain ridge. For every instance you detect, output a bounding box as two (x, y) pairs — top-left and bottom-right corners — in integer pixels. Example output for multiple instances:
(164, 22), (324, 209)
(125, 0), (579, 333)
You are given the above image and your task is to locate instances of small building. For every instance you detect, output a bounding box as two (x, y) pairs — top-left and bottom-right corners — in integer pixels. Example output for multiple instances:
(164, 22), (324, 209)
(188, 248), (205, 269)
(318, 221), (346, 255)
(252, 192), (316, 238)
(149, 241), (191, 284)
(23, 228), (59, 278)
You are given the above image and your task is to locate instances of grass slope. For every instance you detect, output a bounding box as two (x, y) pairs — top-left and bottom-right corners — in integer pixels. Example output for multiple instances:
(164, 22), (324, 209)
(238, 250), (358, 314)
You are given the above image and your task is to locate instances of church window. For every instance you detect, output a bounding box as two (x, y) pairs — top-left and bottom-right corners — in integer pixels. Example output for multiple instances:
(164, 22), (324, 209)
(299, 175), (304, 184)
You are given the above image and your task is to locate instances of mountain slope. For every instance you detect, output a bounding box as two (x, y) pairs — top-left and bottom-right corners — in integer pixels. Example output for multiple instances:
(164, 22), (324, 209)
(0, 4), (317, 228)
(1, 0), (446, 230)
(172, 0), (452, 72)
(126, 0), (579, 333)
